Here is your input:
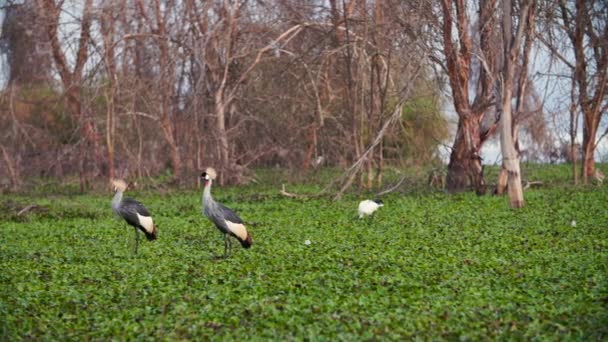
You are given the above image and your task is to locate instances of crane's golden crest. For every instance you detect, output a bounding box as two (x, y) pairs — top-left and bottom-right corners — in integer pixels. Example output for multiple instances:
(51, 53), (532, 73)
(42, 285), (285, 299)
(111, 179), (128, 192)
(205, 167), (217, 180)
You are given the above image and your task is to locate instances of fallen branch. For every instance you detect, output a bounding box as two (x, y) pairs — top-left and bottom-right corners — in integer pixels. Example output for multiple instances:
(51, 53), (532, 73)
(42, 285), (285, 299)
(17, 205), (39, 216)
(375, 176), (408, 197)
(279, 184), (307, 199)
(523, 181), (543, 190)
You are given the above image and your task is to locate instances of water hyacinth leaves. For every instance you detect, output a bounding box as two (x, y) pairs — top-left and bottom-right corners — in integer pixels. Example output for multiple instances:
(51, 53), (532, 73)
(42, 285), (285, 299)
(1, 171), (607, 339)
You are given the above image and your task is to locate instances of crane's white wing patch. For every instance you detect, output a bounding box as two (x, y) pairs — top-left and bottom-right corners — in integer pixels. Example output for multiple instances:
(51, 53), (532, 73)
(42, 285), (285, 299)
(136, 213), (155, 234)
(225, 220), (248, 241)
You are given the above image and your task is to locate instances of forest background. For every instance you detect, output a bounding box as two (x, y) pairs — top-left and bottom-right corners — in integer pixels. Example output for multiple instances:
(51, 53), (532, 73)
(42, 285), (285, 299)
(1, 0), (606, 202)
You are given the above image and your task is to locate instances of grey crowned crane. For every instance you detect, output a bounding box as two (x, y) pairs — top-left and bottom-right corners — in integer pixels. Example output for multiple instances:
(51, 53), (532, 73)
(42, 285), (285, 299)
(358, 199), (384, 219)
(111, 179), (158, 254)
(201, 167), (253, 257)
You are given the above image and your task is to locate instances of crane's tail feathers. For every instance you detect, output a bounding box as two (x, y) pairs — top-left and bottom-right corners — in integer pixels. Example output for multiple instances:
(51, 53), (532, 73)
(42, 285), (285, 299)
(240, 233), (253, 248)
(144, 225), (158, 241)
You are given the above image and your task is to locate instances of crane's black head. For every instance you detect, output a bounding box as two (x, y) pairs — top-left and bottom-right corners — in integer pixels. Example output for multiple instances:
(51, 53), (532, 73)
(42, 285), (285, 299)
(373, 199), (384, 206)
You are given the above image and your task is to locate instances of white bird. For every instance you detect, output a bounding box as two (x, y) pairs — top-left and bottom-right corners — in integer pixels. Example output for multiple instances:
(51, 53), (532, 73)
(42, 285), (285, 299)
(111, 179), (158, 254)
(200, 167), (253, 257)
(358, 199), (384, 218)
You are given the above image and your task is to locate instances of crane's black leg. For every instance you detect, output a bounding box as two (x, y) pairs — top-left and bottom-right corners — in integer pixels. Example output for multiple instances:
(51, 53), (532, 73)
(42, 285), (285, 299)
(134, 227), (140, 255)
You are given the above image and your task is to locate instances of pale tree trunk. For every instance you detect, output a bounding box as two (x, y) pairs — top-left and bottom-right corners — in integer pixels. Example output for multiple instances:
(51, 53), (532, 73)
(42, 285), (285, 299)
(105, 84), (116, 182)
(496, 0), (534, 196)
(498, 98), (524, 207)
(496, 0), (533, 208)
(302, 124), (319, 170)
(569, 77), (579, 185)
(214, 91), (230, 186)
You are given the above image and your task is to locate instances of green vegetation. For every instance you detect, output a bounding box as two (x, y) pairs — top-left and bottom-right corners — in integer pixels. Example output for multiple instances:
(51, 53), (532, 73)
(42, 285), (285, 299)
(1, 166), (607, 340)
(383, 83), (449, 166)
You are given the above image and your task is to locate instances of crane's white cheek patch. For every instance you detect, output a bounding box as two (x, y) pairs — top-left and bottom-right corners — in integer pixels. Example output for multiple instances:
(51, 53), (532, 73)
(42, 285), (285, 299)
(225, 220), (248, 241)
(136, 213), (155, 234)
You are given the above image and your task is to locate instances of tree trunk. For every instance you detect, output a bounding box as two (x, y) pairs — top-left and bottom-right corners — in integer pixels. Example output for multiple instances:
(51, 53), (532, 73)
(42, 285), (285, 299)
(3, 1), (52, 86)
(497, 0), (529, 209)
(215, 91), (230, 185)
(65, 87), (102, 171)
(581, 120), (598, 183)
(161, 114), (181, 180)
(105, 89), (115, 182)
(101, 6), (117, 182)
(0, 144), (21, 191)
(495, 168), (508, 195)
(499, 92), (524, 207)
(446, 116), (485, 194)
(569, 82), (579, 185)
(302, 124), (316, 170)
(440, 0), (497, 194)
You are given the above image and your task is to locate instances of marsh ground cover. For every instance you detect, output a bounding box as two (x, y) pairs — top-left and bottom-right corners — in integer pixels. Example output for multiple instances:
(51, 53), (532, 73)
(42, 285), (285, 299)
(1, 166), (607, 340)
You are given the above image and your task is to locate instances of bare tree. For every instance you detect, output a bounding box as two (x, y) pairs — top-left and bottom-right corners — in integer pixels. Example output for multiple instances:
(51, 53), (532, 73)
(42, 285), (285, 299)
(438, 0), (499, 194)
(37, 0), (102, 190)
(186, 0), (304, 184)
(541, 0), (608, 183)
(559, 0), (608, 184)
(129, 0), (182, 180)
(0, 0), (551, 193)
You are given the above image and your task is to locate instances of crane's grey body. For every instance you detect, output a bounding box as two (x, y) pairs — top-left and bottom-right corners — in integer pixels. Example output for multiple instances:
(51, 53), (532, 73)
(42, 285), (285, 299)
(113, 194), (151, 228)
(111, 180), (157, 254)
(201, 169), (252, 256)
(202, 187), (244, 235)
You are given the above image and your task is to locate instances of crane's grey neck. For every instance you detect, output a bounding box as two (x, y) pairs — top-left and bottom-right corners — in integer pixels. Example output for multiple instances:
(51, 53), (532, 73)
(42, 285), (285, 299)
(203, 181), (214, 204)
(202, 180), (220, 217)
(111, 190), (123, 213)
